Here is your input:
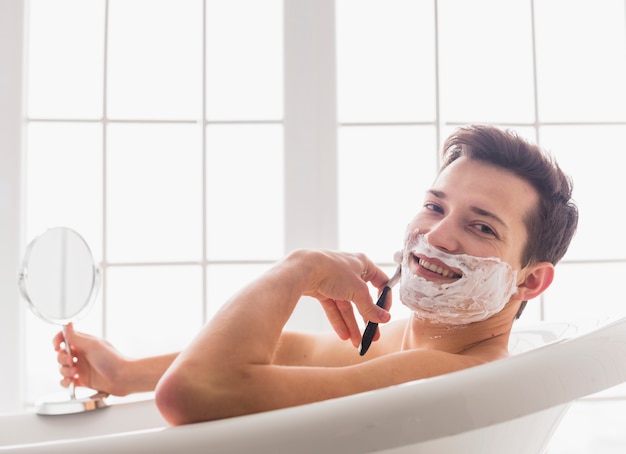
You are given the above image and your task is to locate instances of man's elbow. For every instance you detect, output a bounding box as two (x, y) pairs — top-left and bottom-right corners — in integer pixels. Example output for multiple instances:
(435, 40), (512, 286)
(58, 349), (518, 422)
(155, 363), (259, 424)
(155, 369), (213, 426)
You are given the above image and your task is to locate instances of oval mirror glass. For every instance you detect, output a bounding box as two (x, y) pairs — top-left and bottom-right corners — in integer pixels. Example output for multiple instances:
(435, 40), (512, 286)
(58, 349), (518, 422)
(19, 227), (100, 325)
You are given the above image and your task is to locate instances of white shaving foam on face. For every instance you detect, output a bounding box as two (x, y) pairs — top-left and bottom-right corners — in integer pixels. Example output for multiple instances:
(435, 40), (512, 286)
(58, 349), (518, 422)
(399, 231), (519, 325)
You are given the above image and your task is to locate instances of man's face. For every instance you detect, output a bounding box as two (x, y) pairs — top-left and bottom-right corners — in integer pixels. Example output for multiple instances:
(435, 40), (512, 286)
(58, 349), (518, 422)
(406, 156), (538, 280)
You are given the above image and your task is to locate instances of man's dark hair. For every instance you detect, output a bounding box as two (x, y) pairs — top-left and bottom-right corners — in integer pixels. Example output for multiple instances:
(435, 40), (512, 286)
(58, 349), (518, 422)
(441, 124), (578, 267)
(441, 125), (579, 318)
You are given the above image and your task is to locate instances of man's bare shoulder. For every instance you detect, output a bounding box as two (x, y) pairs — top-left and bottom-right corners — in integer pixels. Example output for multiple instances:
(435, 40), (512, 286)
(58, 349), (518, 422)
(274, 319), (408, 367)
(276, 317), (504, 381)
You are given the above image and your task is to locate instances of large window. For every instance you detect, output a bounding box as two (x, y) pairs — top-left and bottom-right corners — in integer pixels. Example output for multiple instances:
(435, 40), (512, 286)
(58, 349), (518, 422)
(5, 0), (626, 448)
(23, 0), (285, 402)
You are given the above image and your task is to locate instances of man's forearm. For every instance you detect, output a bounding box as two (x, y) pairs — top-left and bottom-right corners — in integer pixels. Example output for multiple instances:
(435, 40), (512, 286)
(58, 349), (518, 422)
(121, 352), (179, 395)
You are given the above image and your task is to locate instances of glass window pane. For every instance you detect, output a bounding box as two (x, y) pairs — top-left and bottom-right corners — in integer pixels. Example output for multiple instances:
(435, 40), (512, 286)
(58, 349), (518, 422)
(106, 266), (203, 357)
(539, 125), (626, 261)
(26, 0), (105, 119)
(26, 123), (103, 257)
(535, 0), (626, 122)
(206, 124), (284, 260)
(107, 124), (203, 262)
(205, 0), (283, 120)
(543, 262), (626, 322)
(338, 126), (438, 262)
(438, 0), (535, 123)
(206, 263), (273, 317)
(107, 0), (202, 119)
(336, 0), (436, 123)
(208, 265), (340, 333)
(24, 314), (64, 403)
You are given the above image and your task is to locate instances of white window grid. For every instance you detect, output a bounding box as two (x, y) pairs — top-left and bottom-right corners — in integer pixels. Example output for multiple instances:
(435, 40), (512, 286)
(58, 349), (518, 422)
(1, 0), (625, 416)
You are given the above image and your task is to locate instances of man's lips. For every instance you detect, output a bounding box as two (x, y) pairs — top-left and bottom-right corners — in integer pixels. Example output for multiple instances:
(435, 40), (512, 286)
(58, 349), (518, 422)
(410, 253), (462, 280)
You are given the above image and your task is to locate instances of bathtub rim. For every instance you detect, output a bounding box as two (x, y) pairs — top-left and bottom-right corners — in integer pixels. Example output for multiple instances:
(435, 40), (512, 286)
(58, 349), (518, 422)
(2, 317), (626, 453)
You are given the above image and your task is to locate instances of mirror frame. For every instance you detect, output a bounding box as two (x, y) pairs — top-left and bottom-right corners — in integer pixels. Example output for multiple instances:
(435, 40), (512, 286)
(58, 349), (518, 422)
(18, 227), (101, 325)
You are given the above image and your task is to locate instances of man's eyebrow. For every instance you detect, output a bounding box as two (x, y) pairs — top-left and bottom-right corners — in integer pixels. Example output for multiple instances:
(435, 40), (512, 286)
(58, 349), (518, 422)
(427, 189), (509, 229)
(469, 206), (509, 230)
(428, 189), (445, 199)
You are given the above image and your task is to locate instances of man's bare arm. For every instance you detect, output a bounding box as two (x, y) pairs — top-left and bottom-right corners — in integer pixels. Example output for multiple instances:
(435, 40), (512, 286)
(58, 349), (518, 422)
(154, 250), (486, 425)
(56, 324), (179, 396)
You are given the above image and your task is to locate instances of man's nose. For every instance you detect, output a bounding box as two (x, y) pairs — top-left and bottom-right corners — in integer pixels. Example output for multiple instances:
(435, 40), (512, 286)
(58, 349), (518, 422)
(424, 216), (461, 253)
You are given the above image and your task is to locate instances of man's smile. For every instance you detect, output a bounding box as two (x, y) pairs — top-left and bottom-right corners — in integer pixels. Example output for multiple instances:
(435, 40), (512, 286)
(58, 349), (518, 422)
(410, 253), (463, 281)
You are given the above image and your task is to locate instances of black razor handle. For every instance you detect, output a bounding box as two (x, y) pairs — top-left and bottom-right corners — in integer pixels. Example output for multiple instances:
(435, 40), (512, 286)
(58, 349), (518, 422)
(358, 285), (391, 356)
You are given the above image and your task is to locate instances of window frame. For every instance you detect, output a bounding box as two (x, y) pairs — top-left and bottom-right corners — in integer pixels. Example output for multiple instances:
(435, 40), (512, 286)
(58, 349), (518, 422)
(0, 0), (26, 412)
(3, 0), (626, 415)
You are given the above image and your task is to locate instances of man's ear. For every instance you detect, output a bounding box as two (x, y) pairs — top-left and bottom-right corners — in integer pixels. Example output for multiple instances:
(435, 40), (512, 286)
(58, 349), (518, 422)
(515, 262), (555, 301)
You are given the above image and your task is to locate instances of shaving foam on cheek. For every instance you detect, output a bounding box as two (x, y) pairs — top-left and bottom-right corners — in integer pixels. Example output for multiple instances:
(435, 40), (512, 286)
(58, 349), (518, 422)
(399, 232), (519, 325)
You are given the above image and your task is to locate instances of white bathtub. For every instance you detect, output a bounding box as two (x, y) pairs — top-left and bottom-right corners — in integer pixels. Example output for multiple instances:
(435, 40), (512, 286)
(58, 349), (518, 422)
(2, 318), (626, 454)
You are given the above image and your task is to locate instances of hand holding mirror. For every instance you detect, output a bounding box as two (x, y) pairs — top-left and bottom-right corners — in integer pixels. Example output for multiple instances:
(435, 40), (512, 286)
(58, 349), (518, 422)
(18, 227), (108, 415)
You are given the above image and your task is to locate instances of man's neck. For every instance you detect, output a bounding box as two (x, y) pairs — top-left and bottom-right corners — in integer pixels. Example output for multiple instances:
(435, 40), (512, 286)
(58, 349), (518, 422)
(400, 302), (520, 356)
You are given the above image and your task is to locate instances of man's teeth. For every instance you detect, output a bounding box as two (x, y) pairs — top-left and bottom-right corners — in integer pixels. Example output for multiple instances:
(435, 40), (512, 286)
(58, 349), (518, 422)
(419, 258), (460, 278)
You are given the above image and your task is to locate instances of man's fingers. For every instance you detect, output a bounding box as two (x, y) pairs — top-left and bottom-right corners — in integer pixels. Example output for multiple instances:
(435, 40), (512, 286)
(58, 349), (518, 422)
(320, 300), (350, 341)
(335, 300), (362, 348)
(358, 254), (390, 290)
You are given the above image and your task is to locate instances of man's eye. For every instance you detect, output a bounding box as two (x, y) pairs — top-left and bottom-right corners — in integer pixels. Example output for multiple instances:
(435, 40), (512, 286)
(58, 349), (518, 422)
(424, 203), (443, 214)
(474, 223), (496, 236)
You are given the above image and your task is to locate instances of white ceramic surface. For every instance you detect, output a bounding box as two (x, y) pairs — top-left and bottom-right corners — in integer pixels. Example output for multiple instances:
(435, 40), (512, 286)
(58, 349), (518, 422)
(2, 318), (625, 453)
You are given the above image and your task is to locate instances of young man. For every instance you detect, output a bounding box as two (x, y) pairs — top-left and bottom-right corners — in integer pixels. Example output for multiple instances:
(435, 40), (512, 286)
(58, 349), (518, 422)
(55, 125), (578, 425)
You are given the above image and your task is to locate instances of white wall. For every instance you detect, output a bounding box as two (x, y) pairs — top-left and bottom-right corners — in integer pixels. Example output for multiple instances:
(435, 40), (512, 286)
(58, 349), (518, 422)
(0, 0), (26, 412)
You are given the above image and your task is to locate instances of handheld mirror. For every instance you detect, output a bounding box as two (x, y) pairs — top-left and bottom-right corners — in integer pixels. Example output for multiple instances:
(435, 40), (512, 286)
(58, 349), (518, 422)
(18, 227), (108, 415)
